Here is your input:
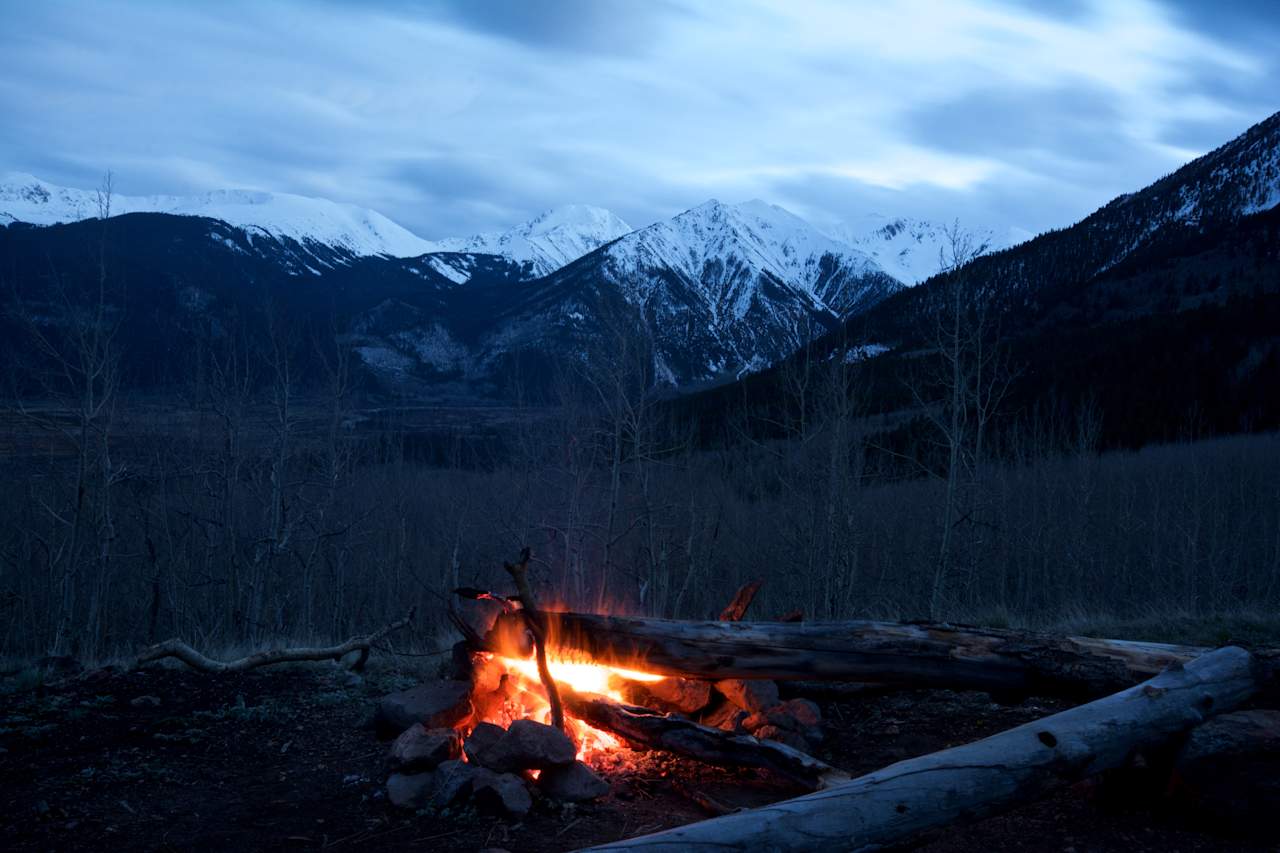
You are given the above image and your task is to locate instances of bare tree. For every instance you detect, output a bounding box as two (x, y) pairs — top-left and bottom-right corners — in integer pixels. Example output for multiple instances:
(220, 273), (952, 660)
(910, 223), (1017, 619)
(3, 174), (126, 656)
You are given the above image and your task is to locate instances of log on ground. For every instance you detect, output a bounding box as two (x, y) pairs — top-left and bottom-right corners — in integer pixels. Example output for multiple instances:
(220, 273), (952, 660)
(483, 611), (1228, 698)
(579, 645), (1259, 852)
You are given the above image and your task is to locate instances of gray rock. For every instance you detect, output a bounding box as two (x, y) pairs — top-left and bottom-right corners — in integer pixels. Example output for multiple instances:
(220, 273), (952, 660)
(471, 768), (533, 817)
(538, 760), (609, 802)
(715, 679), (780, 713)
(375, 680), (472, 738)
(386, 772), (436, 809)
(1171, 710), (1280, 831)
(475, 719), (575, 772)
(388, 724), (462, 772)
(386, 759), (476, 810)
(743, 706), (796, 732)
(783, 698), (821, 728)
(464, 721), (507, 764)
(130, 695), (161, 708)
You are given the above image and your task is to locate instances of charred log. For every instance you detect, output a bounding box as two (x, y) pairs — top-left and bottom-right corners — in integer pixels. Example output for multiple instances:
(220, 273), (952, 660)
(561, 688), (849, 791)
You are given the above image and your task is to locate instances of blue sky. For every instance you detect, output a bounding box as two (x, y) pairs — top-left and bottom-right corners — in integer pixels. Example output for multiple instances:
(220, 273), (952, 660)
(1, 0), (1276, 238)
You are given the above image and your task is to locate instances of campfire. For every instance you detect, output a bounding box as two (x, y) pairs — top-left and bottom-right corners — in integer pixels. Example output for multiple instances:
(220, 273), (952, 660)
(474, 649), (665, 766)
(130, 549), (1280, 849)
(372, 559), (842, 820)
(353, 551), (1280, 849)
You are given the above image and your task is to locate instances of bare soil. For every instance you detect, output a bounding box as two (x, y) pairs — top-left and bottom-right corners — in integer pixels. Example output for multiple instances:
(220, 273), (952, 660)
(0, 664), (1274, 852)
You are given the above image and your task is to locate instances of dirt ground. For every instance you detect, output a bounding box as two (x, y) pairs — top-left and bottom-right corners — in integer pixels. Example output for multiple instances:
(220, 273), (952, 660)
(0, 662), (1275, 852)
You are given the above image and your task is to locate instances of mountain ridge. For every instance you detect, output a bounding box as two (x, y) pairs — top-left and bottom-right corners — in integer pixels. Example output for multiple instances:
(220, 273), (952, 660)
(424, 204), (633, 277)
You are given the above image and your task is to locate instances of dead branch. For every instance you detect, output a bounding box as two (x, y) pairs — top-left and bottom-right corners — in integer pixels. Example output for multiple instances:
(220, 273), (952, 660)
(134, 608), (415, 673)
(504, 547), (565, 732)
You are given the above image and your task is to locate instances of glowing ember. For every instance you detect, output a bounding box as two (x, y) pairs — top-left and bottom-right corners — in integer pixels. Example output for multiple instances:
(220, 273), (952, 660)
(469, 652), (666, 766)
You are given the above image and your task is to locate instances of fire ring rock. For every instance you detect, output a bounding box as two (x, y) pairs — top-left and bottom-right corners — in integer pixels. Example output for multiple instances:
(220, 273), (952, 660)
(537, 760), (610, 802)
(464, 721), (507, 765)
(386, 759), (476, 810)
(388, 724), (462, 773)
(625, 678), (713, 714)
(375, 680), (472, 738)
(474, 719), (576, 773)
(715, 678), (780, 713)
(471, 768), (534, 817)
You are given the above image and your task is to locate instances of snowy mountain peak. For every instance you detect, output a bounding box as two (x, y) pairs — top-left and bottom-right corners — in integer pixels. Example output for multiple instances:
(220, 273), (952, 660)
(0, 172), (435, 258)
(426, 204), (633, 276)
(826, 215), (1027, 285)
(633, 198), (888, 301)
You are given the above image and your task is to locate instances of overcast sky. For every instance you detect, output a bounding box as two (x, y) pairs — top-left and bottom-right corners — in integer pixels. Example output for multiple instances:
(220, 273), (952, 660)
(2, 0), (1277, 239)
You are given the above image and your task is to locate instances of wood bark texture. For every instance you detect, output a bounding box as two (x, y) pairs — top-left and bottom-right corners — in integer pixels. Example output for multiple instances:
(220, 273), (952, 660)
(580, 645), (1259, 852)
(484, 611), (1232, 698)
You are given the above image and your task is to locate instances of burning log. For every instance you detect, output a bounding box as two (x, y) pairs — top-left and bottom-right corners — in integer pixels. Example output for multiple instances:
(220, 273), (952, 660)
(483, 611), (1250, 698)
(560, 688), (849, 791)
(135, 608), (415, 673)
(579, 645), (1260, 852)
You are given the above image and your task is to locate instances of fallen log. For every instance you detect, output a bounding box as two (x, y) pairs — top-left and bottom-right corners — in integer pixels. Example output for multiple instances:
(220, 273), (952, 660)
(561, 688), (849, 791)
(483, 611), (1248, 698)
(579, 645), (1259, 852)
(135, 608), (415, 673)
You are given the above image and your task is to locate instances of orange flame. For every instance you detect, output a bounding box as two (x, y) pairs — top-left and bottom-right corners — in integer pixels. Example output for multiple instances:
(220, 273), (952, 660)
(499, 655), (665, 700)
(474, 652), (666, 765)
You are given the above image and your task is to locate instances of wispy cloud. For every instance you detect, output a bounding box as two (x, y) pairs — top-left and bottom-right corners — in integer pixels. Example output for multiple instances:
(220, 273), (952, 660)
(0, 0), (1274, 238)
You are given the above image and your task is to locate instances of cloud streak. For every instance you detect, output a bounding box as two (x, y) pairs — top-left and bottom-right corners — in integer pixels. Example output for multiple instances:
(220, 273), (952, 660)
(0, 0), (1275, 239)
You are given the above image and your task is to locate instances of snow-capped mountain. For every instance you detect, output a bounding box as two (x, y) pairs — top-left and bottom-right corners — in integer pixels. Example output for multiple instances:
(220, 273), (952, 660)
(1, 174), (638, 276)
(597, 199), (895, 315)
(0, 172), (436, 258)
(827, 216), (1029, 286)
(426, 205), (633, 277)
(471, 199), (903, 385)
(846, 109), (1280, 349)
